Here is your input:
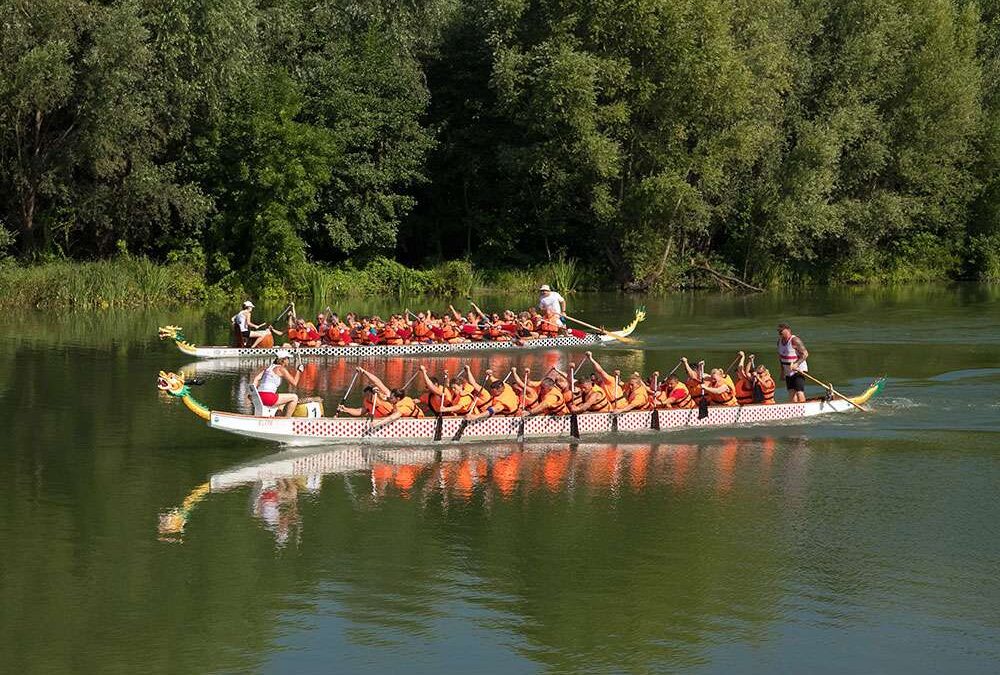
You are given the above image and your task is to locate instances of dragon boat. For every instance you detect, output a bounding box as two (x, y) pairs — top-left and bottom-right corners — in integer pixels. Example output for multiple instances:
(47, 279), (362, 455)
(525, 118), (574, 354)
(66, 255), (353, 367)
(157, 309), (645, 360)
(157, 370), (886, 447)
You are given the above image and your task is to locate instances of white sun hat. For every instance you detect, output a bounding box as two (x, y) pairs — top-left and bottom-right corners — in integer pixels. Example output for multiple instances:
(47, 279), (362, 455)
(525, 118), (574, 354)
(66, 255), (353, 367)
(275, 349), (292, 360)
(243, 300), (255, 308)
(539, 284), (551, 291)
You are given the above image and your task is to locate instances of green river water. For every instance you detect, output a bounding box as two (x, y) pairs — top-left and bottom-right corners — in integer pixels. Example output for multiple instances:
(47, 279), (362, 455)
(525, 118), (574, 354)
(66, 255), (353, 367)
(1, 285), (998, 674)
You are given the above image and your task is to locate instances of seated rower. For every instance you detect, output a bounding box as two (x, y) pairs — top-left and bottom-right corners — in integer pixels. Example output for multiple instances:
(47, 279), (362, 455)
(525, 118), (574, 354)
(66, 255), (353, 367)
(290, 318), (321, 347)
(418, 365), (452, 416)
(462, 365), (495, 411)
(411, 312), (433, 343)
(438, 316), (464, 344)
(752, 363), (777, 405)
(680, 357), (706, 399)
(337, 385), (395, 418)
(525, 378), (567, 416)
(251, 349), (305, 417)
(656, 374), (695, 409)
(701, 368), (738, 407)
(464, 379), (521, 420)
(583, 351), (626, 410)
(569, 378), (613, 413)
(438, 378), (478, 416)
(734, 351), (756, 406)
(516, 312), (539, 339)
(509, 367), (540, 409)
(617, 372), (652, 412)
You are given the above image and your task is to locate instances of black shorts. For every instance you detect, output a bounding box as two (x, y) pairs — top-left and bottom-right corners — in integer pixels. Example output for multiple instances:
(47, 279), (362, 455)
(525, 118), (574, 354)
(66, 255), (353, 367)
(785, 373), (806, 392)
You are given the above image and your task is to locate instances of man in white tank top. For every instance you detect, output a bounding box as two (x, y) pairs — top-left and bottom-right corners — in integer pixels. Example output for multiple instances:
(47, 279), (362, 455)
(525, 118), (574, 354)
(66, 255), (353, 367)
(777, 323), (809, 403)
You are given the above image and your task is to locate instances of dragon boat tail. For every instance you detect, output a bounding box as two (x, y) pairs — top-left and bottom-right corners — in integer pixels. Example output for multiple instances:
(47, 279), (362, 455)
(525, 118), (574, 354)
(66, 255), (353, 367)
(158, 309), (645, 359)
(157, 371), (886, 447)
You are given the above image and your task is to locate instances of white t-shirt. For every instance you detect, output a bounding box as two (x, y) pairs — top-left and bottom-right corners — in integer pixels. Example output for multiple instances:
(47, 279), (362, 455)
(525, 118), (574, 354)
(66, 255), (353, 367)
(538, 292), (565, 315)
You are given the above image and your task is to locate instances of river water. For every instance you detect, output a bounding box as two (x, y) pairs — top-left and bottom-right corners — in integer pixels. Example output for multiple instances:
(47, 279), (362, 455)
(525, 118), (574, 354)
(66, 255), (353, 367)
(1, 286), (998, 673)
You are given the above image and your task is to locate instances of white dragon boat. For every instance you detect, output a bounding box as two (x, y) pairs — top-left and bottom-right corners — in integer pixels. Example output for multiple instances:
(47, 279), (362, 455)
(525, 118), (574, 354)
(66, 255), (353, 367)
(157, 370), (886, 447)
(157, 309), (645, 360)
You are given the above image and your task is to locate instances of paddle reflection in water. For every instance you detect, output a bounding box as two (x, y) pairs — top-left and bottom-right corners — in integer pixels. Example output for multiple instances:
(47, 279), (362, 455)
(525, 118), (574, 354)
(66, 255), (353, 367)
(158, 438), (808, 545)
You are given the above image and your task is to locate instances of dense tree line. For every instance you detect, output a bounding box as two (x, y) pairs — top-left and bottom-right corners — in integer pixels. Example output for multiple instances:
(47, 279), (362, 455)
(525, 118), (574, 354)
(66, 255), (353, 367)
(2, 0), (998, 291)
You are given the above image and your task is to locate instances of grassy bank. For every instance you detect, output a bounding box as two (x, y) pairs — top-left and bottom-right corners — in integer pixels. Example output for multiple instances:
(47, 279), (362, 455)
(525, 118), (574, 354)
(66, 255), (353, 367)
(0, 255), (604, 309)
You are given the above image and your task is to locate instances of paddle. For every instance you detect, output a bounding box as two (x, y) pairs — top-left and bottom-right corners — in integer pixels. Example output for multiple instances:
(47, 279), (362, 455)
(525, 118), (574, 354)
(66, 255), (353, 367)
(611, 370), (621, 433)
(335, 368), (361, 418)
(434, 371), (448, 442)
(697, 360), (710, 419)
(667, 359), (683, 377)
(468, 300), (525, 345)
(266, 303), (293, 328)
(569, 363), (579, 439)
(517, 368), (529, 443)
(402, 369), (421, 391)
(798, 370), (868, 412)
(452, 369), (486, 442)
(650, 371), (660, 430)
(562, 313), (638, 344)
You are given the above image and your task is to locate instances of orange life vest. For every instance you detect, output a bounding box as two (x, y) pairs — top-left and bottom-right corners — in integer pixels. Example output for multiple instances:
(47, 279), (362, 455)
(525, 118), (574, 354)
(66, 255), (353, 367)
(420, 388), (451, 414)
(735, 378), (755, 405)
(756, 374), (776, 404)
(363, 396), (395, 418)
(686, 376), (703, 400)
(708, 382), (738, 407)
(490, 384), (520, 414)
(395, 396), (424, 418)
(536, 388), (567, 415)
(586, 386), (612, 412)
(667, 383), (695, 409)
(626, 384), (651, 410)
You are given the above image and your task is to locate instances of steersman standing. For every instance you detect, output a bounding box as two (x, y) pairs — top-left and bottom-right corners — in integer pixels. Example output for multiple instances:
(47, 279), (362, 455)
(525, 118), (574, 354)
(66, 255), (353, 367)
(777, 323), (809, 403)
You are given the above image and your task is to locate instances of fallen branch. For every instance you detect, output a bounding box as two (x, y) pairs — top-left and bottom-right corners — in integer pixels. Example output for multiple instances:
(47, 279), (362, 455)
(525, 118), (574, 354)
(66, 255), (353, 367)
(691, 260), (764, 293)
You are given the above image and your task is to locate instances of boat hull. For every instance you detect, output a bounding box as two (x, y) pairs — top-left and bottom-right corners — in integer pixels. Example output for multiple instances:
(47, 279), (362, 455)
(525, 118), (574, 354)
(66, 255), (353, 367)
(175, 332), (614, 359)
(206, 384), (880, 446)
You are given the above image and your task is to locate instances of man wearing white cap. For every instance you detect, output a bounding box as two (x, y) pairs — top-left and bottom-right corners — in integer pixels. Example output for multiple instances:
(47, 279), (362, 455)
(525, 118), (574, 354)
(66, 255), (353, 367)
(251, 349), (304, 416)
(538, 284), (566, 330)
(232, 300), (271, 348)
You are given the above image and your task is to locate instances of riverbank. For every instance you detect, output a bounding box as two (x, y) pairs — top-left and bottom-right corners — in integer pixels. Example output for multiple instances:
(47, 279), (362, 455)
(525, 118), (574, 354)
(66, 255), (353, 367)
(0, 256), (595, 309)
(1, 253), (995, 309)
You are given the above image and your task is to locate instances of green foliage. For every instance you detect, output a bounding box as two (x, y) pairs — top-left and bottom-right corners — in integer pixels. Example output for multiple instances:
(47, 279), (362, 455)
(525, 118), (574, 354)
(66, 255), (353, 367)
(1, 0), (999, 293)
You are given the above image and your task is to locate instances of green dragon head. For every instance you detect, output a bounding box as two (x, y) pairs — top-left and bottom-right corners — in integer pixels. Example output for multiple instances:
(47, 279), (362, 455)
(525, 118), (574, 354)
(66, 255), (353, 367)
(158, 325), (185, 342)
(157, 371), (190, 398)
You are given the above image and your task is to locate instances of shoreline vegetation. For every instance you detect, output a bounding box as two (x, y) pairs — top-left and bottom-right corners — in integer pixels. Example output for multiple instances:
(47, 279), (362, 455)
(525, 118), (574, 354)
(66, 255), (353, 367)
(2, 1), (1000, 301)
(0, 253), (996, 310)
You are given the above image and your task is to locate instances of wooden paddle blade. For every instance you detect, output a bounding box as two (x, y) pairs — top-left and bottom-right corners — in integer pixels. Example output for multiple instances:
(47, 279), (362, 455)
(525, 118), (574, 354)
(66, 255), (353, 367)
(611, 413), (619, 434)
(434, 416), (443, 441)
(517, 417), (525, 443)
(451, 419), (470, 442)
(698, 396), (710, 419)
(570, 413), (579, 439)
(651, 409), (660, 431)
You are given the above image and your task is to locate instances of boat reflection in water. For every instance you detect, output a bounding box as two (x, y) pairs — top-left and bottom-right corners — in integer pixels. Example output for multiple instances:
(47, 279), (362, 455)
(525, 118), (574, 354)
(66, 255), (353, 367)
(158, 436), (808, 544)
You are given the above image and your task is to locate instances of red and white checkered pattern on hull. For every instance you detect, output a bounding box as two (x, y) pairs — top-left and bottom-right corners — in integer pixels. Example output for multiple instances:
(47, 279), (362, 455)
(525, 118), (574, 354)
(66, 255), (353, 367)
(180, 332), (610, 360)
(207, 396), (846, 446)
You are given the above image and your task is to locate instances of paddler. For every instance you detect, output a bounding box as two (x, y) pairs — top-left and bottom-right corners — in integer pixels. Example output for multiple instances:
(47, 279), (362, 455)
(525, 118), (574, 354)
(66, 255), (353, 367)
(733, 351), (756, 406)
(438, 377), (477, 416)
(463, 379), (521, 419)
(418, 365), (451, 416)
(777, 322), (810, 403)
(568, 378), (612, 413)
(251, 349), (304, 416)
(700, 368), (738, 407)
(583, 351), (625, 409)
(617, 372), (652, 412)
(658, 374), (695, 409)
(525, 378), (567, 416)
(752, 364), (777, 405)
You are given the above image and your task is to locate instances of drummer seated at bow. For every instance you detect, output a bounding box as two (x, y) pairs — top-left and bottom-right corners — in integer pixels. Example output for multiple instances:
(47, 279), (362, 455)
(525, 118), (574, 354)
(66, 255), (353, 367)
(583, 351), (626, 410)
(251, 349), (305, 416)
(232, 300), (274, 348)
(700, 368), (738, 407)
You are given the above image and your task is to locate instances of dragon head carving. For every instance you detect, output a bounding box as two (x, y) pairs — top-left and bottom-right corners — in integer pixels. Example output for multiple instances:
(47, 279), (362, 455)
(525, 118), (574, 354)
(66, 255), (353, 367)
(158, 325), (184, 341)
(157, 371), (189, 398)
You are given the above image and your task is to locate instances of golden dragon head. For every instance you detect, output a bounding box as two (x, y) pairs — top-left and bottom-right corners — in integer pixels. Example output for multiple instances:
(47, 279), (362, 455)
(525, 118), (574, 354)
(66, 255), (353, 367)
(157, 371), (189, 398)
(158, 325), (184, 341)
